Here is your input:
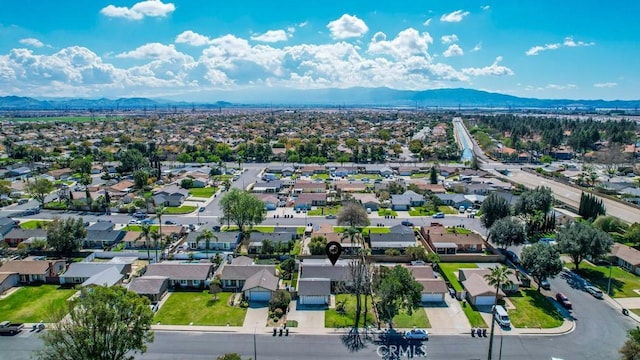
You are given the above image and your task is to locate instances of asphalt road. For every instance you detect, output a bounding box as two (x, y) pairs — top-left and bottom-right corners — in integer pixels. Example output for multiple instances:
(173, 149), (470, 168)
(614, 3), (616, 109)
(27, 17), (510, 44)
(0, 324), (632, 360)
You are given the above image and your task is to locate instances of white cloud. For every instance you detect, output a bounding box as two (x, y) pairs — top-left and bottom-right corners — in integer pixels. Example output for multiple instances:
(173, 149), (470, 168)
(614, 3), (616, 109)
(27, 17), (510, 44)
(19, 38), (44, 48)
(594, 82), (617, 88)
(546, 83), (576, 90)
(525, 43), (561, 56)
(175, 30), (212, 46)
(471, 43), (482, 52)
(298, 21), (308, 28)
(116, 43), (192, 61)
(440, 10), (470, 23)
(443, 44), (463, 57)
(368, 28), (433, 59)
(100, 0), (175, 20)
(481, 5), (490, 10)
(462, 56), (513, 76)
(251, 30), (288, 43)
(327, 14), (369, 40)
(423, 18), (432, 26)
(526, 36), (594, 56)
(441, 34), (459, 44)
(564, 36), (595, 47)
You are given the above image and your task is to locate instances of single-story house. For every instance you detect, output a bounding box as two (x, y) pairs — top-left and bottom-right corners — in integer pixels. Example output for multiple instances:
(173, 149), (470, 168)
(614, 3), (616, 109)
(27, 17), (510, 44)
(405, 265), (448, 303)
(297, 278), (331, 305)
(459, 268), (520, 306)
(255, 194), (278, 210)
(333, 167), (358, 177)
(300, 166), (327, 176)
(610, 243), (640, 275)
(5, 167), (31, 178)
(81, 266), (125, 287)
(219, 261), (277, 292)
(186, 231), (241, 251)
(252, 180), (283, 193)
(109, 180), (135, 193)
(144, 263), (214, 289)
(294, 193), (327, 209)
(190, 177), (209, 188)
(247, 232), (295, 254)
(314, 224), (362, 255)
(369, 227), (416, 254)
(335, 181), (368, 193)
(0, 260), (66, 284)
(0, 217), (15, 239)
(0, 272), (19, 294)
(60, 261), (130, 286)
(241, 268), (280, 302)
(127, 276), (170, 303)
(265, 165), (295, 176)
(153, 186), (190, 207)
(391, 191), (424, 211)
(84, 229), (125, 248)
(435, 194), (475, 210)
(298, 259), (353, 292)
(293, 181), (327, 194)
(421, 226), (485, 254)
(464, 183), (496, 195)
(351, 193), (380, 211)
(397, 166), (418, 176)
(3, 228), (47, 247)
(47, 168), (73, 180)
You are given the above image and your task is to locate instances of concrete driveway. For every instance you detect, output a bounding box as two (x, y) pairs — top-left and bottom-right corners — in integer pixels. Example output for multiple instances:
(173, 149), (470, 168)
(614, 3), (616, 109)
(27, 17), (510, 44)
(287, 300), (325, 328)
(425, 294), (470, 335)
(242, 303), (269, 329)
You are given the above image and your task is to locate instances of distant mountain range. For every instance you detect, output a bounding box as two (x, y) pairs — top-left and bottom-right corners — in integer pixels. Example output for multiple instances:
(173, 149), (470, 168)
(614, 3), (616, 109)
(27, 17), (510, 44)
(1, 88), (639, 110)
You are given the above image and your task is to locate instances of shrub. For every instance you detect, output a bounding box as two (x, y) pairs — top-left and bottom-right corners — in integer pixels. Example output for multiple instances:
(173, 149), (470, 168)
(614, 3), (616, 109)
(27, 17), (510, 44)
(269, 289), (291, 312)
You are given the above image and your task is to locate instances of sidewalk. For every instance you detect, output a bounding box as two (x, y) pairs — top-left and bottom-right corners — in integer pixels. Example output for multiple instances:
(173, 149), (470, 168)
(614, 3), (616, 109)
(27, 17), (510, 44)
(149, 319), (575, 337)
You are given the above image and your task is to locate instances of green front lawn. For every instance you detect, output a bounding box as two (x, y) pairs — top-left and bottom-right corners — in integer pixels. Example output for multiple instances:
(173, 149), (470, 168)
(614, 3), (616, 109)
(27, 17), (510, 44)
(439, 263), (478, 292)
(438, 206), (459, 215)
(462, 302), (487, 328)
(566, 262), (640, 298)
(325, 294), (375, 328)
(408, 208), (436, 216)
(154, 292), (247, 326)
(122, 225), (160, 231)
(446, 227), (472, 235)
(393, 308), (431, 328)
(20, 220), (51, 229)
(311, 173), (330, 180)
(378, 209), (398, 217)
(43, 201), (68, 210)
(509, 290), (564, 328)
(0, 285), (76, 323)
(188, 187), (217, 198)
(163, 205), (197, 214)
(252, 226), (275, 233)
(308, 206), (341, 216)
(334, 226), (390, 235)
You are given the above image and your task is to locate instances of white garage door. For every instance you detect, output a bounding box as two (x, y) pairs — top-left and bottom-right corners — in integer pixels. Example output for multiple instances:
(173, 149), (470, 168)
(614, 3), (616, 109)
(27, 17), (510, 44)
(422, 293), (444, 303)
(474, 296), (495, 306)
(248, 291), (271, 302)
(300, 295), (327, 305)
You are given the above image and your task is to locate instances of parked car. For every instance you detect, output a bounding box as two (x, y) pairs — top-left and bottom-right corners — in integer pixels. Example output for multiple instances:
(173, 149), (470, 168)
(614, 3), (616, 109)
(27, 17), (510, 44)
(140, 219), (156, 225)
(404, 328), (429, 340)
(199, 207), (206, 212)
(555, 293), (572, 309)
(325, 214), (337, 219)
(432, 212), (445, 219)
(505, 250), (520, 264)
(17, 199), (28, 205)
(0, 320), (24, 335)
(585, 285), (604, 299)
(129, 220), (141, 225)
(164, 220), (176, 225)
(540, 278), (551, 290)
(401, 220), (414, 227)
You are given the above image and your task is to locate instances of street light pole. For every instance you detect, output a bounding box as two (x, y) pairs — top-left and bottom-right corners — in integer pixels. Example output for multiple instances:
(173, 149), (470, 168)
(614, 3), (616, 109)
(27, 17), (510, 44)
(253, 327), (258, 360)
(607, 260), (613, 296)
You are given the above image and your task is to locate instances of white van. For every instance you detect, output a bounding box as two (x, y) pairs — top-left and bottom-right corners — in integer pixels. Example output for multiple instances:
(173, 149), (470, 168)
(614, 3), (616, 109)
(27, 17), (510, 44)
(493, 305), (511, 328)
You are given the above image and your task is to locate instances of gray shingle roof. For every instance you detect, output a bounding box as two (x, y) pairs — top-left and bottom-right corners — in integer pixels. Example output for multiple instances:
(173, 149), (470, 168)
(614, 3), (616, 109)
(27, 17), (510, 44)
(300, 262), (352, 282)
(128, 276), (169, 295)
(241, 268), (279, 292)
(220, 265), (276, 281)
(297, 278), (331, 296)
(61, 263), (127, 279)
(144, 263), (213, 281)
(82, 267), (124, 287)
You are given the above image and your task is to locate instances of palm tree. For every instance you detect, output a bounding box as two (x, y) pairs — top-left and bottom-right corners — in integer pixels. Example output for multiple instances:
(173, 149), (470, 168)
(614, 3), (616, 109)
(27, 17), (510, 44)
(137, 224), (152, 262)
(197, 229), (217, 260)
(484, 265), (514, 360)
(340, 226), (363, 253)
(150, 230), (162, 263)
(155, 205), (165, 250)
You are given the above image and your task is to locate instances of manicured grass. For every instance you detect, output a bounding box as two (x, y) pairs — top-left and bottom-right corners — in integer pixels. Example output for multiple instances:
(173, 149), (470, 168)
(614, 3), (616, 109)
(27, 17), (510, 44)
(566, 262), (640, 298)
(325, 294), (375, 328)
(0, 285), (76, 323)
(462, 302), (488, 328)
(333, 226), (390, 234)
(286, 320), (299, 327)
(308, 206), (341, 216)
(20, 220), (51, 229)
(508, 290), (564, 328)
(44, 201), (68, 210)
(154, 292), (247, 326)
(122, 225), (160, 231)
(446, 227), (472, 235)
(438, 206), (459, 215)
(631, 309), (640, 317)
(409, 174), (428, 178)
(438, 263), (478, 292)
(311, 173), (330, 180)
(212, 175), (234, 182)
(378, 209), (398, 217)
(188, 187), (217, 198)
(393, 309), (431, 328)
(163, 205), (197, 214)
(348, 174), (382, 180)
(408, 208), (436, 216)
(291, 241), (301, 256)
(252, 226), (275, 233)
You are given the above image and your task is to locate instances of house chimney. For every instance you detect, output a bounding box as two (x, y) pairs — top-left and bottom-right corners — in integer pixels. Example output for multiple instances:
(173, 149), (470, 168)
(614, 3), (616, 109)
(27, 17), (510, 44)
(48, 262), (55, 277)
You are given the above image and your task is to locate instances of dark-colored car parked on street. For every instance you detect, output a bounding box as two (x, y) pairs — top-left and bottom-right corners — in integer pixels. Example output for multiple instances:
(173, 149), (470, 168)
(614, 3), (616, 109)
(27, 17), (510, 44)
(556, 293), (572, 309)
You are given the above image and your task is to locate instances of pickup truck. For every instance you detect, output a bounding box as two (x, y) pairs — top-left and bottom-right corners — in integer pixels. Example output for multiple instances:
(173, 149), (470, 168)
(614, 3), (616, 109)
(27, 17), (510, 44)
(0, 320), (25, 335)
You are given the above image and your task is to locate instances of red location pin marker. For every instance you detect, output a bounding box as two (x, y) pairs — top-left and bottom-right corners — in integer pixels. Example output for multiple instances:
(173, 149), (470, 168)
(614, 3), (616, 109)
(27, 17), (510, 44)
(325, 241), (343, 266)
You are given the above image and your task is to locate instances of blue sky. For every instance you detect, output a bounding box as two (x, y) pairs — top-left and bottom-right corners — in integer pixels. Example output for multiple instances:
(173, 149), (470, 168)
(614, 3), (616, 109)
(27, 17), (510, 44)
(0, 0), (638, 100)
